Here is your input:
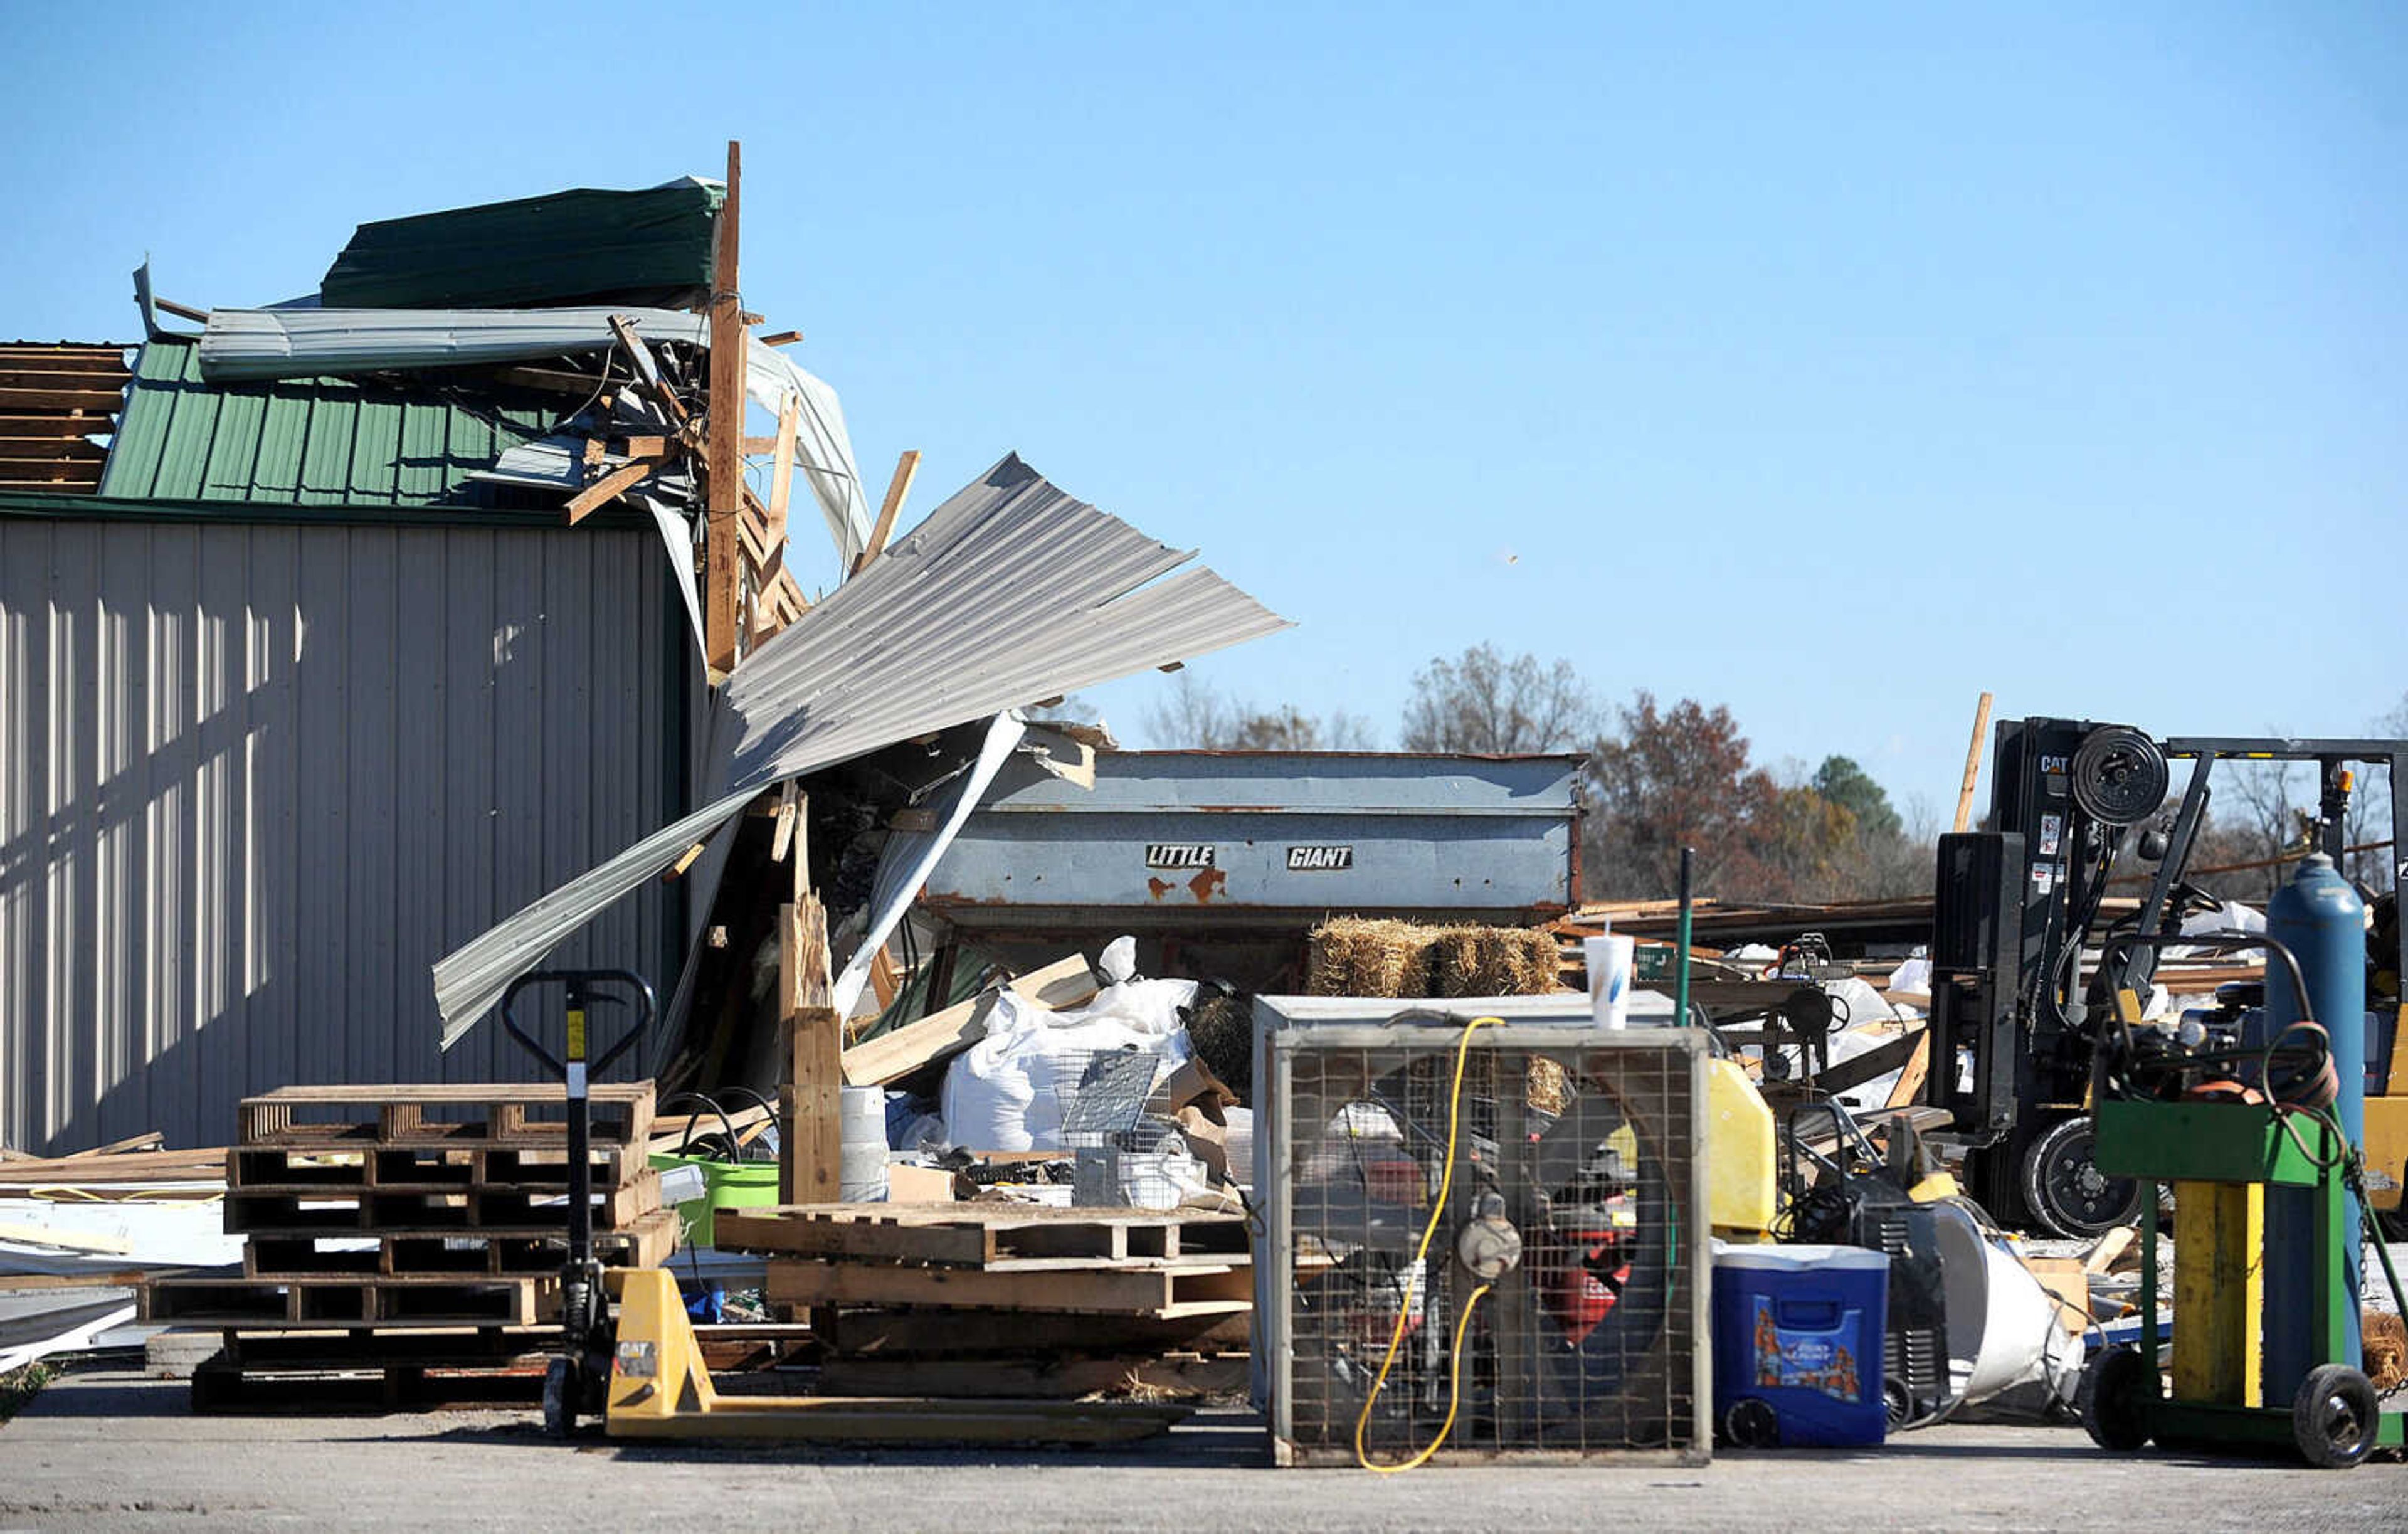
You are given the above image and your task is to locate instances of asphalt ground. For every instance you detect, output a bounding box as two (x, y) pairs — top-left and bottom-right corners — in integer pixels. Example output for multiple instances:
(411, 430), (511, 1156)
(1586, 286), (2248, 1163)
(3, 1367), (2404, 1532)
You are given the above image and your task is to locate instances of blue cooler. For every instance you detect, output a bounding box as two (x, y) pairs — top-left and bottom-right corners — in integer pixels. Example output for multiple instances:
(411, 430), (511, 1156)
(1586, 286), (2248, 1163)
(1713, 1243), (1889, 1447)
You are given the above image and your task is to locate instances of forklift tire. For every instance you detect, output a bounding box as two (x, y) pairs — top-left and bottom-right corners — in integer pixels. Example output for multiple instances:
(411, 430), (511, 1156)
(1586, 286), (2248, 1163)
(543, 1357), (577, 1439)
(2022, 1116), (2143, 1239)
(2291, 1364), (2379, 1469)
(2078, 1345), (2153, 1452)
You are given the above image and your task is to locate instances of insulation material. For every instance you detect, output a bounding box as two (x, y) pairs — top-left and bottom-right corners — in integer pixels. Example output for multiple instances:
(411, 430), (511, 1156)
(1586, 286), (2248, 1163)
(431, 454), (1290, 1045)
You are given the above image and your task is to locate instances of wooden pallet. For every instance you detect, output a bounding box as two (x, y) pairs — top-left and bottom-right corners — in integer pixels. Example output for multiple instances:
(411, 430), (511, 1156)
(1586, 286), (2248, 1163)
(216, 1326), (562, 1368)
(238, 1083), (653, 1149)
(717, 1204), (1251, 1267)
(189, 1353), (549, 1415)
(223, 1170), (660, 1237)
(230, 1143), (636, 1192)
(763, 1257), (1251, 1317)
(244, 1208), (679, 1278)
(142, 1274), (557, 1328)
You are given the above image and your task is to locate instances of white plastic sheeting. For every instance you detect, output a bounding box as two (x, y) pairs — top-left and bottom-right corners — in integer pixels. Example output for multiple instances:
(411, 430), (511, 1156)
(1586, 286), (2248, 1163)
(430, 454), (1291, 1045)
(198, 305), (871, 568)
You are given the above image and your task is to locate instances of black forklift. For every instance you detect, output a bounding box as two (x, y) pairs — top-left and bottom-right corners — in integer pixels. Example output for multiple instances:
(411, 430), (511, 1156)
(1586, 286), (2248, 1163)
(1923, 718), (2406, 1235)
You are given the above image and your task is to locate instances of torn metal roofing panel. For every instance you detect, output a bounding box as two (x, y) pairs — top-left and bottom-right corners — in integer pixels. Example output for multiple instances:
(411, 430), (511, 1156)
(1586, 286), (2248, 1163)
(97, 337), (554, 507)
(319, 179), (725, 310)
(430, 453), (1293, 1044)
(197, 307), (870, 564)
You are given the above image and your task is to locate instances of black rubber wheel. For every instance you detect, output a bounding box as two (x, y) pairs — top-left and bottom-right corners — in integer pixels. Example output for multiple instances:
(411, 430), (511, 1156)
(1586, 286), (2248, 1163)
(2023, 1115), (2144, 1239)
(1722, 1397), (1781, 1449)
(2291, 1364), (2379, 1469)
(1883, 1377), (1914, 1429)
(2079, 1345), (2153, 1451)
(542, 1357), (576, 1439)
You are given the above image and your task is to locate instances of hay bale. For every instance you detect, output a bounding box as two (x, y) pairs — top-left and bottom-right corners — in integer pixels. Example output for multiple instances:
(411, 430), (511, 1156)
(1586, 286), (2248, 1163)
(1308, 918), (1566, 1000)
(1526, 1055), (1572, 1115)
(2365, 1310), (2407, 1392)
(1305, 918), (1434, 997)
(1430, 924), (1567, 998)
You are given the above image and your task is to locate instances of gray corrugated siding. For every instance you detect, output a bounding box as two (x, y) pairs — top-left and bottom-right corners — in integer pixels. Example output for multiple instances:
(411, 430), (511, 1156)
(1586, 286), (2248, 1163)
(0, 521), (680, 1155)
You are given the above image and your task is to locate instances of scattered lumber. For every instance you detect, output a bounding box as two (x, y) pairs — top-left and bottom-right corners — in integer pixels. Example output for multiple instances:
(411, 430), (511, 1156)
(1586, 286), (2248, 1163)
(840, 955), (1100, 1086)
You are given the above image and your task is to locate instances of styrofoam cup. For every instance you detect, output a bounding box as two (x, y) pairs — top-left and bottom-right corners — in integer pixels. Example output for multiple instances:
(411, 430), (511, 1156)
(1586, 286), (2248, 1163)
(1587, 934), (1635, 1030)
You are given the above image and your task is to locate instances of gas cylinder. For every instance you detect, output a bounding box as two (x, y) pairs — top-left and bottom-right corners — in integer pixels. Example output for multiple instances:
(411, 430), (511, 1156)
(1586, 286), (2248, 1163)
(2261, 852), (2366, 1405)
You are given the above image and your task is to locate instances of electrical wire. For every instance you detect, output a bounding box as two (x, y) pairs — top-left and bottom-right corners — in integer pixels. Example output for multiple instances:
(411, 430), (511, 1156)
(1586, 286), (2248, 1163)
(1353, 1013), (1499, 1474)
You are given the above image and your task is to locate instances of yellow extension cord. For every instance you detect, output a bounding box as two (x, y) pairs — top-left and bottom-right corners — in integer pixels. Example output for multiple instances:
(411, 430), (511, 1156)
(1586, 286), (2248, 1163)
(1353, 1013), (1501, 1474)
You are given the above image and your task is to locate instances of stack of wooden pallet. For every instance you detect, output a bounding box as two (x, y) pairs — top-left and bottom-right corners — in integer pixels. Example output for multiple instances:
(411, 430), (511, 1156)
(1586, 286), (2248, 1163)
(142, 1083), (675, 1409)
(716, 1203), (1254, 1399)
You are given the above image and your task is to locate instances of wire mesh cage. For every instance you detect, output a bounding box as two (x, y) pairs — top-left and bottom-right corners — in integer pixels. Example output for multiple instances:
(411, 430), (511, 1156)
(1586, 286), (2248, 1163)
(1254, 1000), (1710, 1466)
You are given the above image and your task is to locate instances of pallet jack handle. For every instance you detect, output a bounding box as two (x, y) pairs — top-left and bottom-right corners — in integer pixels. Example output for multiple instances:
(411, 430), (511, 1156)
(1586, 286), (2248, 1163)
(497, 968), (654, 1437)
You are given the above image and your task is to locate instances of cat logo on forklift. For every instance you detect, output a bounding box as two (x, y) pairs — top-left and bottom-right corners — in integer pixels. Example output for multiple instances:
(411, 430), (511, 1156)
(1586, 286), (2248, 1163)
(1144, 843), (1217, 870)
(1287, 844), (1354, 871)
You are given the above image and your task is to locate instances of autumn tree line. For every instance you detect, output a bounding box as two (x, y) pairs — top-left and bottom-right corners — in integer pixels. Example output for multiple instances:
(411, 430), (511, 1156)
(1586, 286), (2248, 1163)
(1147, 648), (2406, 907)
(1148, 644), (1936, 904)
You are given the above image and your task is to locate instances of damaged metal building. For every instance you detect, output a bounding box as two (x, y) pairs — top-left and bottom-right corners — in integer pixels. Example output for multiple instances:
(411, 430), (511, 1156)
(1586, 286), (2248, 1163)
(0, 160), (1289, 1155)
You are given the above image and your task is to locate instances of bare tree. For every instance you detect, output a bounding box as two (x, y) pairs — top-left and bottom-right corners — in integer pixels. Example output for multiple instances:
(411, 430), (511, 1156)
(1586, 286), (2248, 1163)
(1400, 644), (1597, 754)
(1145, 672), (1237, 747)
(1144, 672), (1380, 751)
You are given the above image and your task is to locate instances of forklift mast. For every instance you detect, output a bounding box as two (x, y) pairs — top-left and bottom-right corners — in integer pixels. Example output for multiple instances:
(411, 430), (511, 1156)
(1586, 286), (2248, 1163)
(1926, 719), (2407, 1235)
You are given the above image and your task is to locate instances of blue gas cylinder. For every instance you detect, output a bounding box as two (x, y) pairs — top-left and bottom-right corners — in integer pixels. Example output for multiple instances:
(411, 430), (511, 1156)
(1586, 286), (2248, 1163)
(2262, 852), (2366, 1405)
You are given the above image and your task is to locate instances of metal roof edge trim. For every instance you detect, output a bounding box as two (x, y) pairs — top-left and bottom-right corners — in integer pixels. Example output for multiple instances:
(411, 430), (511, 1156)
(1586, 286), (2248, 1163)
(0, 489), (649, 532)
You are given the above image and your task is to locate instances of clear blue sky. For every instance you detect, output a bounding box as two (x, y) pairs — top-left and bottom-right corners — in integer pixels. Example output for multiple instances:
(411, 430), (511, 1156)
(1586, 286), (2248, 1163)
(8, 4), (2402, 816)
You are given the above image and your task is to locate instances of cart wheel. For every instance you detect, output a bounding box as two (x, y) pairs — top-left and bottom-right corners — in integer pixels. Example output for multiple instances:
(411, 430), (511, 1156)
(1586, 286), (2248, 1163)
(2291, 1364), (2378, 1469)
(1722, 1398), (1780, 1449)
(2079, 1345), (2153, 1451)
(1883, 1377), (1914, 1429)
(542, 1357), (577, 1439)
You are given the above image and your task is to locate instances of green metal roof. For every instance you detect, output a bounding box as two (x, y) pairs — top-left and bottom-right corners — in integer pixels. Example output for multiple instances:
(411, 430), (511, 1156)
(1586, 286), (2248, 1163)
(320, 180), (726, 310)
(98, 337), (557, 509)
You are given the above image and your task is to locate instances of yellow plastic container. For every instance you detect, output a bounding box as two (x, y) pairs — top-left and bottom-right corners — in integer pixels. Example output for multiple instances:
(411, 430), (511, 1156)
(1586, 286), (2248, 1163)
(1706, 1056), (1777, 1237)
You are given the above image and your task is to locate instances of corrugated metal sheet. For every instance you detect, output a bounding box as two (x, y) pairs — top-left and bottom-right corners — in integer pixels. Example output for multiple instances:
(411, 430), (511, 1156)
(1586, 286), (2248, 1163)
(98, 339), (555, 509)
(432, 453), (1293, 1043)
(320, 179), (724, 310)
(0, 521), (680, 1155)
(196, 310), (872, 565)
